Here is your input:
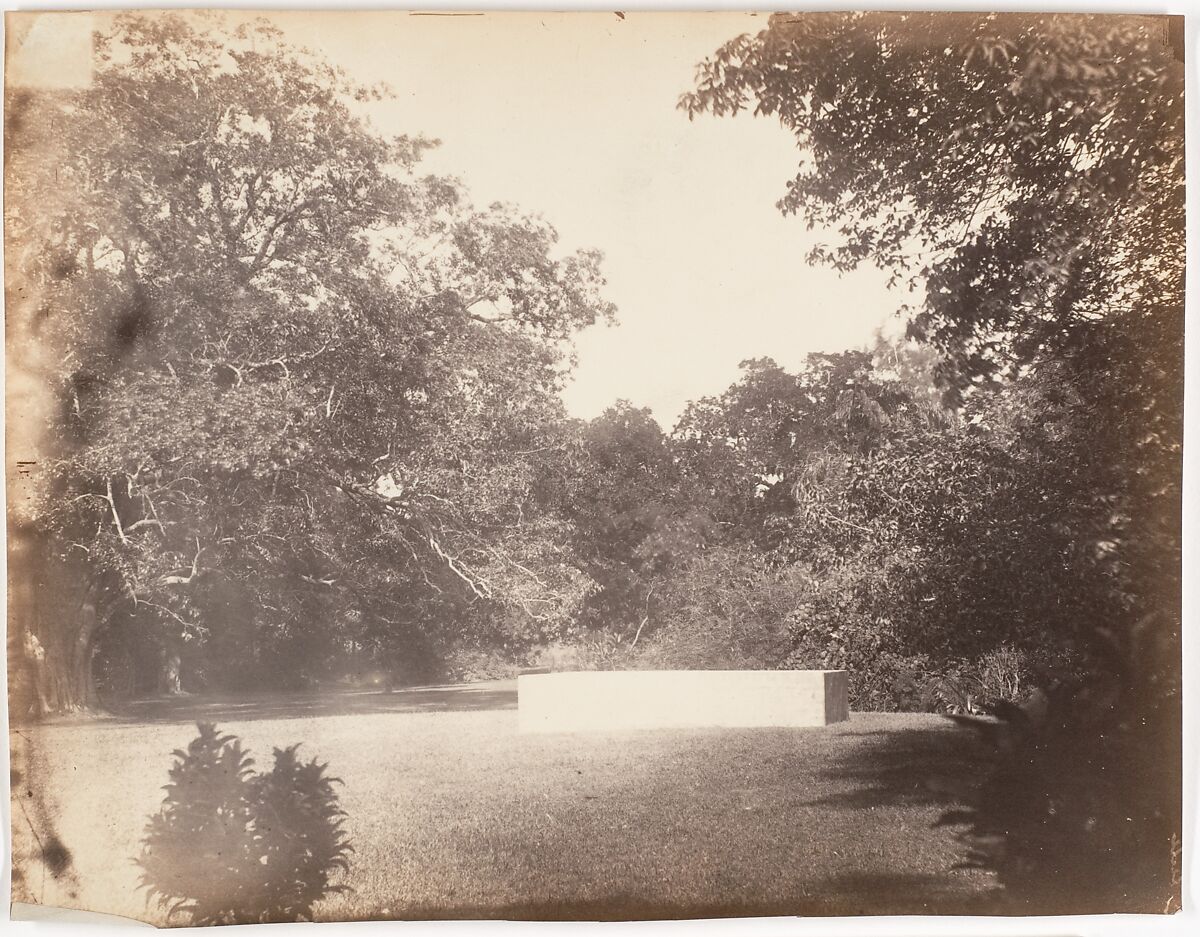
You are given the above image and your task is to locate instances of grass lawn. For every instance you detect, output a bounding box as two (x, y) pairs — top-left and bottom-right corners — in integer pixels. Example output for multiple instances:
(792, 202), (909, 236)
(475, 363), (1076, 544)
(10, 680), (999, 923)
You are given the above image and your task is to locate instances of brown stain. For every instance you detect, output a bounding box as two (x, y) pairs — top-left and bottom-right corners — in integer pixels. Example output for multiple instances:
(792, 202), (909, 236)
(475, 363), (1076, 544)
(9, 732), (82, 905)
(6, 22), (81, 895)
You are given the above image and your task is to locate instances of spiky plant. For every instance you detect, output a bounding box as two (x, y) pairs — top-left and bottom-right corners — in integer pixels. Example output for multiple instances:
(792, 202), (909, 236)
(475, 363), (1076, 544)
(249, 744), (352, 921)
(137, 723), (351, 925)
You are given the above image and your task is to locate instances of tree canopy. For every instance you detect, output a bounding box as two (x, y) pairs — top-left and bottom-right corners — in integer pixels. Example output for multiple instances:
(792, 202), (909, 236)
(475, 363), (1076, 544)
(680, 9), (1183, 647)
(6, 13), (614, 708)
(680, 11), (1182, 909)
(4, 8), (1183, 915)
(682, 13), (1183, 377)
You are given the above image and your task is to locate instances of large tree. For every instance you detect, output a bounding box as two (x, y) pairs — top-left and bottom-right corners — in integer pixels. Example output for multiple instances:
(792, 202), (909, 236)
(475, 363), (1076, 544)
(682, 7), (1183, 687)
(6, 12), (613, 711)
(682, 12), (1183, 910)
(558, 403), (713, 652)
(683, 13), (1183, 385)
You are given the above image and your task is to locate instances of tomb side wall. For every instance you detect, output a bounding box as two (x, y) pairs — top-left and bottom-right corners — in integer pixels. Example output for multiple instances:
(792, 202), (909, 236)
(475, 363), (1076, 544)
(518, 670), (849, 733)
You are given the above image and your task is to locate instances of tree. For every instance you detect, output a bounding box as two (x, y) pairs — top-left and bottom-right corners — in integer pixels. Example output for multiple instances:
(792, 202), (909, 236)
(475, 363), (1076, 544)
(667, 353), (966, 701)
(683, 12), (1183, 908)
(6, 12), (614, 711)
(681, 12), (1183, 616)
(561, 403), (713, 649)
(683, 4), (1183, 662)
(683, 12), (1183, 389)
(674, 351), (946, 552)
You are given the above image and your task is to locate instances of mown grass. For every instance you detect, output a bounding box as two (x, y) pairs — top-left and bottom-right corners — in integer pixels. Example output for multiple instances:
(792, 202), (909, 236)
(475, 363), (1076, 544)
(10, 681), (998, 923)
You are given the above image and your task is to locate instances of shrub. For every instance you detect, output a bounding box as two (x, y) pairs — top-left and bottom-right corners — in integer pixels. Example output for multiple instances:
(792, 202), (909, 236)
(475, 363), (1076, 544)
(573, 630), (636, 671)
(628, 546), (799, 672)
(945, 616), (1181, 913)
(976, 645), (1027, 704)
(440, 646), (521, 683)
(138, 723), (351, 925)
(919, 648), (1031, 715)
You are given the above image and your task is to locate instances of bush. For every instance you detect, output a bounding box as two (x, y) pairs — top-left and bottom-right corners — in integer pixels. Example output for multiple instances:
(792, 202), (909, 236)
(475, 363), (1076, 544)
(440, 646), (522, 683)
(945, 616), (1182, 913)
(789, 613), (1059, 714)
(572, 630), (637, 671)
(137, 723), (351, 925)
(917, 647), (1031, 715)
(628, 546), (798, 672)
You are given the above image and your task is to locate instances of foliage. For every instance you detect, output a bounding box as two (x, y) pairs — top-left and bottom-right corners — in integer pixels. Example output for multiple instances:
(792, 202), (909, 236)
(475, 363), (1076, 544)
(438, 649), (518, 684)
(945, 616), (1181, 913)
(138, 723), (351, 924)
(560, 403), (713, 647)
(682, 11), (1183, 649)
(653, 350), (1078, 710)
(5, 9), (1187, 919)
(683, 12), (1183, 396)
(684, 11), (1183, 911)
(629, 545), (798, 672)
(6, 11), (614, 709)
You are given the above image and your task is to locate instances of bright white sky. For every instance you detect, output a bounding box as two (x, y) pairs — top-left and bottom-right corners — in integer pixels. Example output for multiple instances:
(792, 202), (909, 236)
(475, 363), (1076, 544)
(278, 11), (907, 428)
(9, 10), (906, 429)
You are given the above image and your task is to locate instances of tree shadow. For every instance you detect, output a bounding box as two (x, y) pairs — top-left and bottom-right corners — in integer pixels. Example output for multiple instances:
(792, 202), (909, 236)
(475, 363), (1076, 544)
(348, 871), (999, 921)
(804, 719), (987, 811)
(75, 680), (518, 726)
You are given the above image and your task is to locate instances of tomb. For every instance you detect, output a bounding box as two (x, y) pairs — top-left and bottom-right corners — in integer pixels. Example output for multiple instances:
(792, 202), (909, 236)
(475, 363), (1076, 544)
(518, 669), (849, 733)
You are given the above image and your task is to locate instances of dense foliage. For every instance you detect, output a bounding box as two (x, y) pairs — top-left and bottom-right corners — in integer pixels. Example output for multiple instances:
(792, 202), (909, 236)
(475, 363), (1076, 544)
(681, 10), (1183, 913)
(138, 723), (351, 924)
(6, 13), (611, 709)
(680, 12), (1183, 660)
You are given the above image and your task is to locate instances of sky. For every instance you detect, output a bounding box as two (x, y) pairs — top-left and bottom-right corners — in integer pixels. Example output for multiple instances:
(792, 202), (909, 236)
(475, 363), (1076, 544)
(276, 11), (908, 428)
(8, 10), (907, 429)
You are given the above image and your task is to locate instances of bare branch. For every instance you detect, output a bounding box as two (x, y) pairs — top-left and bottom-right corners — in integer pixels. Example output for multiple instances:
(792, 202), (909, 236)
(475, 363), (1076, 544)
(427, 531), (491, 599)
(161, 537), (203, 586)
(125, 518), (165, 534)
(105, 477), (128, 544)
(136, 598), (194, 632)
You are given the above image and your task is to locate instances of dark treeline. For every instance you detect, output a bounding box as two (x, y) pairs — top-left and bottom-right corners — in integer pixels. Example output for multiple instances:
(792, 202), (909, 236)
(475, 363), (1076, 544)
(6, 11), (1182, 914)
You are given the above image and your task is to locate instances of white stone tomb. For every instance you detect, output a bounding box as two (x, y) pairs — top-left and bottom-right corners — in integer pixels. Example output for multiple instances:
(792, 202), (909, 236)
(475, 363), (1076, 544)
(518, 669), (849, 733)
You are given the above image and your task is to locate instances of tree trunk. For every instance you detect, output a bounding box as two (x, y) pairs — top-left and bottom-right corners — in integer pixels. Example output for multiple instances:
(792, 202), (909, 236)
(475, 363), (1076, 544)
(9, 527), (107, 716)
(70, 584), (102, 709)
(24, 606), (101, 715)
(162, 650), (183, 695)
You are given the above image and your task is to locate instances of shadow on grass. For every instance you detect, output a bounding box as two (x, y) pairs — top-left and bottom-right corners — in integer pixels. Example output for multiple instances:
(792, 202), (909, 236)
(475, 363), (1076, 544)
(351, 872), (998, 921)
(805, 719), (985, 811)
(71, 681), (518, 727)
